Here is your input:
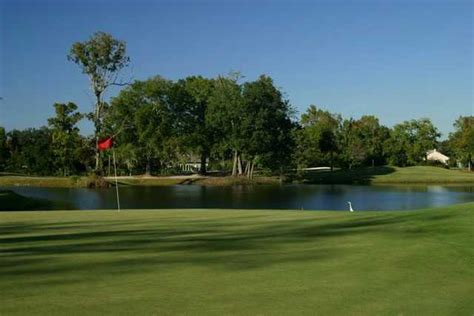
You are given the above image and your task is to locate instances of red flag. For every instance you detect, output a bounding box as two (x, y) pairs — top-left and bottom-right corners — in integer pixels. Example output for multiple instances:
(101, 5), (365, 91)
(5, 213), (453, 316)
(98, 137), (113, 151)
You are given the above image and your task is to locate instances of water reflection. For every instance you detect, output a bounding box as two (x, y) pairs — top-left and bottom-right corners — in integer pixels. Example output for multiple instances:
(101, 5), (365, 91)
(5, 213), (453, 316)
(4, 184), (474, 211)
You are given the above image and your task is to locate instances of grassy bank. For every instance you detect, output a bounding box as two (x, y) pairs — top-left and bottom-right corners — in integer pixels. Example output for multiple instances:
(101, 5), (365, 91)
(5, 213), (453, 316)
(1, 166), (473, 188)
(0, 174), (281, 187)
(1, 204), (473, 315)
(0, 175), (91, 187)
(303, 166), (474, 184)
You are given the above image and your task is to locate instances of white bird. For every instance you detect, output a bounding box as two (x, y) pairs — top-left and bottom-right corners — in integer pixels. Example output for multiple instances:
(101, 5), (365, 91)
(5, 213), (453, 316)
(347, 201), (354, 212)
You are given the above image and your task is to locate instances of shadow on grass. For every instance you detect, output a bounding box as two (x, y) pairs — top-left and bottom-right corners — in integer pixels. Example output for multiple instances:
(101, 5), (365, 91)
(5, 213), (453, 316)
(301, 166), (396, 184)
(0, 190), (71, 211)
(0, 210), (458, 285)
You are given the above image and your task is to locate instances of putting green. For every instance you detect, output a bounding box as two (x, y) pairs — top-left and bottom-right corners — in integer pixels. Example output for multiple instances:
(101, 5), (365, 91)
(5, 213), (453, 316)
(1, 204), (473, 315)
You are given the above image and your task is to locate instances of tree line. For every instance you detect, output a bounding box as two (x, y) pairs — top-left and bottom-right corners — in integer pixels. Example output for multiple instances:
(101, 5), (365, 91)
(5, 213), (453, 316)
(0, 32), (472, 176)
(1, 95), (472, 176)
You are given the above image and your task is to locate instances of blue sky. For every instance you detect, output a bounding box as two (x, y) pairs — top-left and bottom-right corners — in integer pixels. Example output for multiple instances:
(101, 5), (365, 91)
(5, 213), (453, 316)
(1, 0), (472, 138)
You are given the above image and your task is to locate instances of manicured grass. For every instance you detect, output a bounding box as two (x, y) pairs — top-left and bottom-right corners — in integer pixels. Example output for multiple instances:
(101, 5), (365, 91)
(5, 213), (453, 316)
(1, 204), (473, 315)
(0, 190), (68, 211)
(304, 166), (474, 184)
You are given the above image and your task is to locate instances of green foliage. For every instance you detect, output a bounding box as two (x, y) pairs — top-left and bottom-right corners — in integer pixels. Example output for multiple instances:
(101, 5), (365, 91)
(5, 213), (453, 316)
(240, 75), (295, 175)
(384, 118), (440, 166)
(5, 128), (54, 175)
(172, 76), (215, 174)
(207, 74), (246, 158)
(0, 127), (8, 171)
(47, 102), (83, 176)
(449, 116), (474, 170)
(68, 31), (129, 97)
(108, 76), (176, 175)
(68, 31), (130, 172)
(339, 116), (389, 169)
(296, 105), (341, 170)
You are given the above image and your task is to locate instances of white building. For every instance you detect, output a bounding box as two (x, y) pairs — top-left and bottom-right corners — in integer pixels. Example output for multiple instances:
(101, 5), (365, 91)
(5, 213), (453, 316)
(426, 149), (449, 165)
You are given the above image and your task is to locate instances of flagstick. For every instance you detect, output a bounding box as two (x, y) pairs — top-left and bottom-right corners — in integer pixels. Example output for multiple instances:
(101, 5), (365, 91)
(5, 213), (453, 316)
(112, 149), (121, 212)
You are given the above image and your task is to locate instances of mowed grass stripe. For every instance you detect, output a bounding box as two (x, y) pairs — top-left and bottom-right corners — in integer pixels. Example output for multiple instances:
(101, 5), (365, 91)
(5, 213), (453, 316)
(1, 204), (473, 315)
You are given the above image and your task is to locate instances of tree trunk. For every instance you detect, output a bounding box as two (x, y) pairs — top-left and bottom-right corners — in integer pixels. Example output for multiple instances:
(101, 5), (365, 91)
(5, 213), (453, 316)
(237, 154), (243, 176)
(199, 151), (207, 175)
(94, 93), (101, 173)
(232, 150), (238, 177)
(330, 151), (334, 172)
(250, 161), (255, 180)
(108, 155), (111, 177)
(145, 157), (151, 176)
(244, 161), (250, 177)
(95, 136), (100, 173)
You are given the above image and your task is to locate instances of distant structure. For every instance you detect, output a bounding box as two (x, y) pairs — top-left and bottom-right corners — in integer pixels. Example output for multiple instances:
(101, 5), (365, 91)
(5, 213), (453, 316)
(426, 149), (449, 165)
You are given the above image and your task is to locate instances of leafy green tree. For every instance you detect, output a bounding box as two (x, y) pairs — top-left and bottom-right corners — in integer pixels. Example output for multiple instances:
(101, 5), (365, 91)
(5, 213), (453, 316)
(115, 143), (138, 176)
(207, 74), (246, 176)
(47, 102), (83, 176)
(6, 128), (54, 175)
(172, 76), (215, 174)
(0, 127), (8, 171)
(339, 119), (367, 169)
(385, 118), (440, 166)
(240, 75), (295, 178)
(340, 116), (389, 168)
(68, 32), (130, 172)
(108, 76), (175, 175)
(296, 105), (341, 171)
(449, 116), (474, 171)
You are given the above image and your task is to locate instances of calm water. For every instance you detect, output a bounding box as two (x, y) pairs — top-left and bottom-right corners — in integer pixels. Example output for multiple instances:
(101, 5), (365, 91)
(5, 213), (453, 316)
(4, 184), (474, 211)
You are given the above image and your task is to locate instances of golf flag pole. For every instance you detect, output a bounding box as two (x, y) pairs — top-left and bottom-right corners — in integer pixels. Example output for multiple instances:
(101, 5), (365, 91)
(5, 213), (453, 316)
(112, 149), (121, 212)
(98, 137), (120, 212)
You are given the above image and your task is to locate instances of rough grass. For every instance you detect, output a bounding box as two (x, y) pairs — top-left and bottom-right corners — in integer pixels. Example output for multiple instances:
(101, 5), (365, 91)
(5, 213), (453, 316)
(304, 166), (474, 184)
(0, 175), (90, 187)
(114, 177), (185, 186)
(1, 204), (473, 315)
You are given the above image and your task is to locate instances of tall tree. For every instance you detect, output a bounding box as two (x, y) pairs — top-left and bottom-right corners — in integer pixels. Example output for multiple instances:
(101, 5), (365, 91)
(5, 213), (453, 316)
(296, 105), (341, 171)
(340, 116), (389, 168)
(0, 127), (8, 171)
(173, 76), (215, 174)
(47, 102), (83, 176)
(385, 118), (440, 166)
(449, 116), (474, 171)
(207, 74), (245, 176)
(240, 75), (295, 178)
(68, 32), (130, 172)
(6, 128), (54, 175)
(108, 77), (175, 175)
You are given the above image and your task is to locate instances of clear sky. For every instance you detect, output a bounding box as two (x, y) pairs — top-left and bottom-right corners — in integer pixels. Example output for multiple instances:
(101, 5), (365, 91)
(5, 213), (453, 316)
(1, 0), (473, 138)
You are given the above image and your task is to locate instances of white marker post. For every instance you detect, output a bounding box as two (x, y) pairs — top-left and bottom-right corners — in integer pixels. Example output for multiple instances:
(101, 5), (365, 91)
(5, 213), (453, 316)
(112, 149), (121, 212)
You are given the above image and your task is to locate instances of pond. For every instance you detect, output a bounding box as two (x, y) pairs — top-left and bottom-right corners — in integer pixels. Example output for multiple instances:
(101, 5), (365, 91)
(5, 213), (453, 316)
(4, 184), (474, 211)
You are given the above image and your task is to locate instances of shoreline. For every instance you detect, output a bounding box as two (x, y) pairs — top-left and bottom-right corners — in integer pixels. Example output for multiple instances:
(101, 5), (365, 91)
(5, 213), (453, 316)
(0, 166), (473, 188)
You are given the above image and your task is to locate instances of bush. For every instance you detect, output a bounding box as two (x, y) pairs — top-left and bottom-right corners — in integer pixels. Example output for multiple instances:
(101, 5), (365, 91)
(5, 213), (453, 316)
(86, 174), (110, 188)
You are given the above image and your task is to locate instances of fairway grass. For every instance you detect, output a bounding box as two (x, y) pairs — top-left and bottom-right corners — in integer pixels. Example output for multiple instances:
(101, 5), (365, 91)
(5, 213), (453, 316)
(1, 204), (473, 315)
